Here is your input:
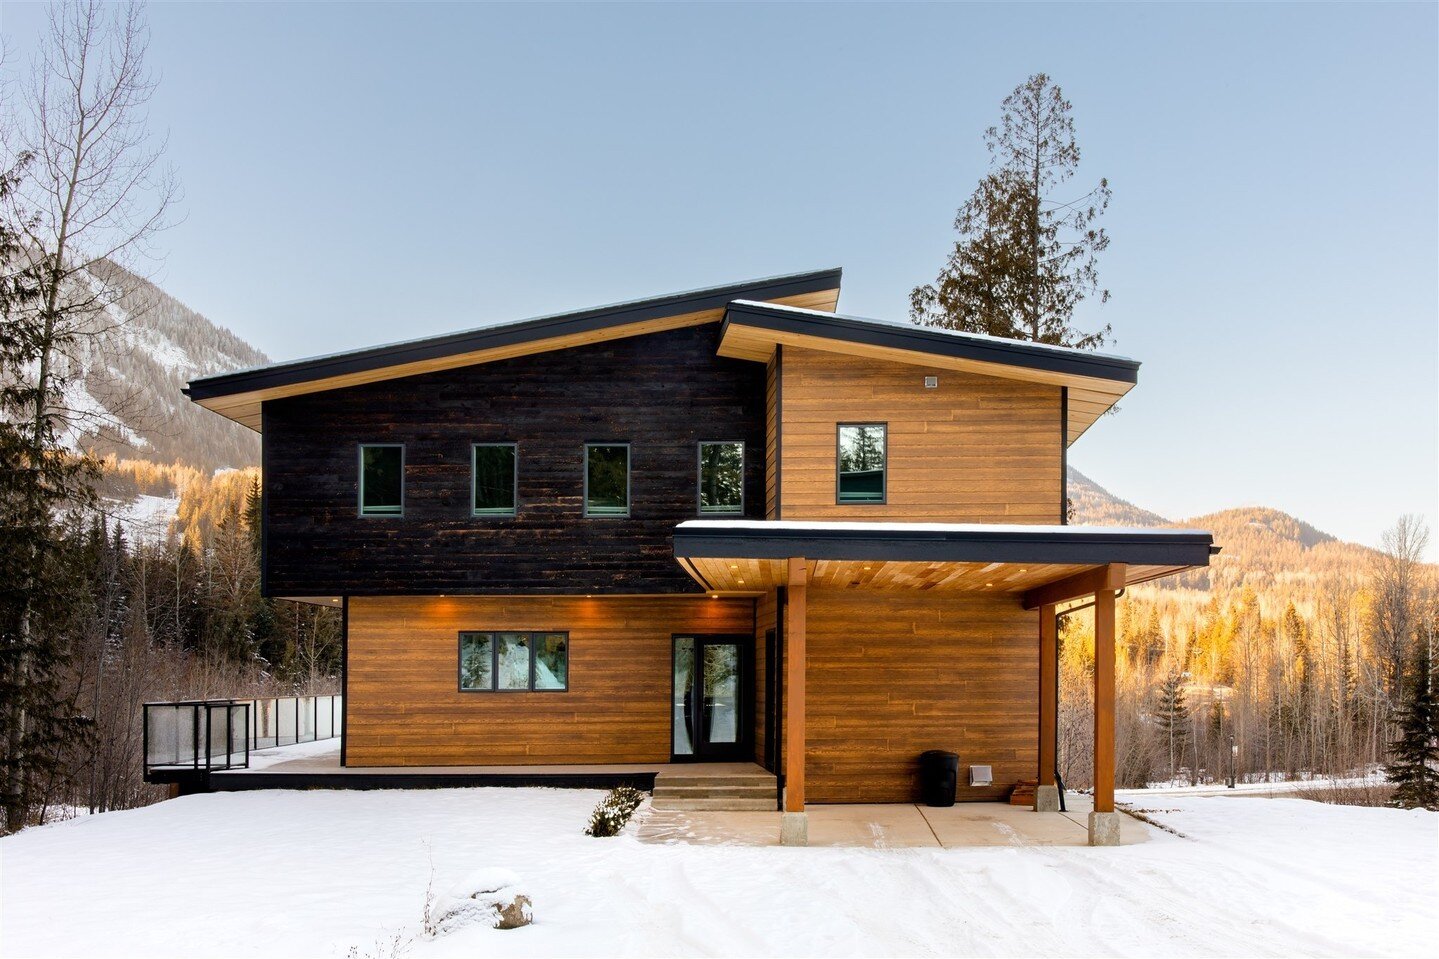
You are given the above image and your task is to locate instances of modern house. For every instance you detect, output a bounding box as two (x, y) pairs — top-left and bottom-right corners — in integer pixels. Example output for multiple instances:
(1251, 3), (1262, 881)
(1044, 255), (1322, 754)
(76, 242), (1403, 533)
(183, 268), (1215, 845)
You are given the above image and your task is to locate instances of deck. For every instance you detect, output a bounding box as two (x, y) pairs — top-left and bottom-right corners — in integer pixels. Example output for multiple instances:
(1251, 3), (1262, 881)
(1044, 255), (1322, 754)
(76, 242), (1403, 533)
(207, 741), (766, 793)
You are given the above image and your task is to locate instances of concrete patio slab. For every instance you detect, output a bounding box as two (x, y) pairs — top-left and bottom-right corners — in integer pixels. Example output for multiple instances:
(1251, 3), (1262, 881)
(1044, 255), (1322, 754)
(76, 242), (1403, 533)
(636, 799), (1153, 848)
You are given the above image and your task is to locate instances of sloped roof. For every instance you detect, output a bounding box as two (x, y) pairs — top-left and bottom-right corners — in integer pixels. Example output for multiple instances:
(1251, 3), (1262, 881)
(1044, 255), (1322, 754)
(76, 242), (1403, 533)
(184, 268), (843, 431)
(718, 300), (1137, 445)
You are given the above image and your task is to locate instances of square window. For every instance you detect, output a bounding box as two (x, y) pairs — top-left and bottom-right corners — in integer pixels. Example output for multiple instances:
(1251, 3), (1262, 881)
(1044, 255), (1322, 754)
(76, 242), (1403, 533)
(585, 444), (629, 517)
(837, 424), (886, 504)
(698, 442), (744, 514)
(359, 444), (404, 516)
(472, 444), (517, 516)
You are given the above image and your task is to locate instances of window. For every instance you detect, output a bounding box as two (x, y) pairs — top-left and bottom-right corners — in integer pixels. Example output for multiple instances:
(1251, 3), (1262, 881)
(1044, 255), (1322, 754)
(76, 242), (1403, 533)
(837, 424), (886, 504)
(459, 631), (568, 692)
(698, 441), (744, 515)
(472, 444), (517, 516)
(359, 444), (404, 516)
(584, 443), (629, 517)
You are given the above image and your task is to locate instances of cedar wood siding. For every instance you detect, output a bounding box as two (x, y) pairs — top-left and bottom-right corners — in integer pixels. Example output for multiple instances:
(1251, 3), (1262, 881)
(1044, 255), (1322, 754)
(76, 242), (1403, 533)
(345, 595), (753, 766)
(775, 346), (1064, 523)
(261, 323), (765, 597)
(804, 589), (1038, 803)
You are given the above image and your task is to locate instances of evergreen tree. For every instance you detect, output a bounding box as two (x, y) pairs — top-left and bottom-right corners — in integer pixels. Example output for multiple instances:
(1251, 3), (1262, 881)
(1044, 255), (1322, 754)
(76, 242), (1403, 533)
(911, 73), (1111, 349)
(1387, 621), (1438, 810)
(0, 157), (96, 832)
(1154, 672), (1191, 783)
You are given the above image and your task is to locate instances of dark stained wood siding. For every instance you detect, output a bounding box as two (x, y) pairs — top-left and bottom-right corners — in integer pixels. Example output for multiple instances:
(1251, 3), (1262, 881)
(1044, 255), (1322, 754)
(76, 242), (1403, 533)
(804, 589), (1038, 803)
(263, 324), (766, 596)
(345, 595), (753, 766)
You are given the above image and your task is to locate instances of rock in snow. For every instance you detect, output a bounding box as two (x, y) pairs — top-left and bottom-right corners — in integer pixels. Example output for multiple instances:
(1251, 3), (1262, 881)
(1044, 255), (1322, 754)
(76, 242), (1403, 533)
(436, 867), (532, 932)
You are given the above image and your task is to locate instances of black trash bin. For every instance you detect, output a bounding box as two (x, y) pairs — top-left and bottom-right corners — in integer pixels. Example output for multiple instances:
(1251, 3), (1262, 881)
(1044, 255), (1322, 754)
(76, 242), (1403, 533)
(919, 750), (959, 807)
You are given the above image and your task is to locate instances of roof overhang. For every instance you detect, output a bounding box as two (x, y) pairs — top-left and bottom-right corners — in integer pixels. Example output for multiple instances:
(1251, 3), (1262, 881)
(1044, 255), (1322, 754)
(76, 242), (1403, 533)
(185, 268), (844, 432)
(673, 520), (1215, 598)
(717, 301), (1139, 445)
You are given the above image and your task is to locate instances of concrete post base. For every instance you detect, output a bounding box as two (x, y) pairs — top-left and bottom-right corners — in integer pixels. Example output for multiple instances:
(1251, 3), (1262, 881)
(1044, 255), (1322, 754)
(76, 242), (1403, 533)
(780, 811), (809, 846)
(1088, 811), (1122, 846)
(1033, 784), (1060, 812)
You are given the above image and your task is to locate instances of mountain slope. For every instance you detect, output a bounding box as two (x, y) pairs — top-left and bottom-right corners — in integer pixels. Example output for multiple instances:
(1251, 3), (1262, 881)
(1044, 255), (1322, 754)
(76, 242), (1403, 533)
(58, 259), (265, 473)
(1069, 467), (1378, 594)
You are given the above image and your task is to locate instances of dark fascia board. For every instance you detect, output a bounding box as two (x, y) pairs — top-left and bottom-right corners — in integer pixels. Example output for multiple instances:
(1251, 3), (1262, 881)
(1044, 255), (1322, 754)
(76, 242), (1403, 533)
(721, 301), (1140, 386)
(185, 268), (843, 401)
(673, 523), (1214, 568)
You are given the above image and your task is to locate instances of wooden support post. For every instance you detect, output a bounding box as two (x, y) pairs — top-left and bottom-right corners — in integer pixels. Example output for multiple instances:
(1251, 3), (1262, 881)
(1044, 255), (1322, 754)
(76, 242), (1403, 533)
(783, 557), (807, 814)
(1038, 604), (1057, 787)
(1093, 587), (1117, 814)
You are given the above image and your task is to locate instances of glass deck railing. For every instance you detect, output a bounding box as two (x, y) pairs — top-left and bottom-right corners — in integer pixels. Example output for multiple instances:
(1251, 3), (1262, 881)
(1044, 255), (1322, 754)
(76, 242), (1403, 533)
(143, 695), (343, 773)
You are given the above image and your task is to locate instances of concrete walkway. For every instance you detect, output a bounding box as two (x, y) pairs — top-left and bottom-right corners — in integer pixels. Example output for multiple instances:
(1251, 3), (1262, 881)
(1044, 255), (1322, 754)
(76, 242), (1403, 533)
(637, 794), (1151, 848)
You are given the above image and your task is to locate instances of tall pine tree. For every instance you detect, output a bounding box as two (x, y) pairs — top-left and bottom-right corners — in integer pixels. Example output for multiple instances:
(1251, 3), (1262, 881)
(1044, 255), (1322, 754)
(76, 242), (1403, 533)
(0, 157), (96, 832)
(912, 73), (1111, 349)
(1386, 614), (1438, 810)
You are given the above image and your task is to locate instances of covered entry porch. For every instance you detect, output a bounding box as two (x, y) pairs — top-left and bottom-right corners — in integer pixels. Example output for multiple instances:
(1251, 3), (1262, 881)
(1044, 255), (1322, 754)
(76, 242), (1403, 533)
(673, 519), (1215, 846)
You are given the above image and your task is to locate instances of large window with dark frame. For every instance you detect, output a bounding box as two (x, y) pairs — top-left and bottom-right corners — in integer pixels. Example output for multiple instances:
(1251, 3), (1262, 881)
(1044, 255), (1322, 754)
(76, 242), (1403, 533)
(836, 424), (887, 504)
(472, 443), (517, 516)
(459, 631), (568, 692)
(359, 444), (404, 516)
(584, 443), (629, 517)
(697, 441), (744, 515)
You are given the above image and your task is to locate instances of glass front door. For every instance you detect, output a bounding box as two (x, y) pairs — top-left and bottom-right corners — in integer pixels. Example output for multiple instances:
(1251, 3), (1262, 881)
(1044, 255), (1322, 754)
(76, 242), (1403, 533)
(672, 635), (749, 761)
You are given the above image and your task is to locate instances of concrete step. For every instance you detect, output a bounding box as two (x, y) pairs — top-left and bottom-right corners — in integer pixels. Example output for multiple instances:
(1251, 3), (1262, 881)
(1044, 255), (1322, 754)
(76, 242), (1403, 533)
(652, 784), (773, 800)
(650, 797), (777, 812)
(655, 775), (775, 789)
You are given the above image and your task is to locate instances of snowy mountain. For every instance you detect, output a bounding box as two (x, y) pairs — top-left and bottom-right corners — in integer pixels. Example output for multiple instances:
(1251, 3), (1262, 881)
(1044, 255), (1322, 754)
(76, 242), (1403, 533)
(55, 259), (265, 474)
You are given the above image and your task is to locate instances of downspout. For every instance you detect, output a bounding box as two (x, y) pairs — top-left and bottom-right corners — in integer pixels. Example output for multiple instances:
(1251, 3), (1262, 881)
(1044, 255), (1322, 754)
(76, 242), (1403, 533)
(1053, 589), (1125, 813)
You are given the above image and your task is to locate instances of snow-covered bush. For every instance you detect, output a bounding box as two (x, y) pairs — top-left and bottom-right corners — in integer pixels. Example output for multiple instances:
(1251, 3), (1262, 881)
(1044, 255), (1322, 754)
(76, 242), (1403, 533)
(430, 867), (532, 934)
(584, 786), (646, 837)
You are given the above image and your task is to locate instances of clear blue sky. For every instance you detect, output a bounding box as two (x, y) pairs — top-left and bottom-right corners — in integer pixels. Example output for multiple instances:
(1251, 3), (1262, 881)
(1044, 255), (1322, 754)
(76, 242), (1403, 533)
(5, 2), (1436, 556)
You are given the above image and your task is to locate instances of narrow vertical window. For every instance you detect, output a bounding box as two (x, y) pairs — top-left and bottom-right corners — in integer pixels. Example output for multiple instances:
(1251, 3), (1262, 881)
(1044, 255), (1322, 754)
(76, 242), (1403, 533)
(533, 633), (569, 691)
(496, 633), (532, 690)
(472, 443), (517, 516)
(698, 441), (744, 515)
(584, 443), (629, 517)
(359, 444), (404, 516)
(459, 633), (494, 691)
(837, 424), (886, 504)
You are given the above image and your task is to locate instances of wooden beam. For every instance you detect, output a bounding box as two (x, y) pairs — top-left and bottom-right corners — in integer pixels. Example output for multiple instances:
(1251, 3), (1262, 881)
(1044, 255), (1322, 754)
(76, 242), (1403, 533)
(1038, 604), (1057, 786)
(1093, 587), (1117, 813)
(784, 557), (807, 813)
(1023, 563), (1127, 610)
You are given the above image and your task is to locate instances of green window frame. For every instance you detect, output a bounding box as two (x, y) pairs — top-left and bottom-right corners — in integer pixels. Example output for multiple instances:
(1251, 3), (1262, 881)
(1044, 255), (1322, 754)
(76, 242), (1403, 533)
(836, 423), (887, 504)
(584, 443), (630, 517)
(697, 441), (744, 515)
(458, 631), (569, 692)
(358, 443), (404, 516)
(472, 443), (518, 516)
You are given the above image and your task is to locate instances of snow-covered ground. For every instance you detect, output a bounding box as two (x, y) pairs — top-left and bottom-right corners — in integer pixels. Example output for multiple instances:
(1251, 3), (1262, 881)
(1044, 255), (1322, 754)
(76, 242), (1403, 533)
(1, 787), (1434, 958)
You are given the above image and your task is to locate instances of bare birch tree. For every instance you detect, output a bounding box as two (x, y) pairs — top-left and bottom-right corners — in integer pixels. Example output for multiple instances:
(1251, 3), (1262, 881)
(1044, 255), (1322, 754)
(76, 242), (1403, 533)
(0, 0), (174, 831)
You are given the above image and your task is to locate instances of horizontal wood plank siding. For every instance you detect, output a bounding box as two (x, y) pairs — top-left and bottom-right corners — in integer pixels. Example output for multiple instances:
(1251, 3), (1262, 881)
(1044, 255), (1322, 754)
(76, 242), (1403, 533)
(804, 589), (1038, 803)
(345, 595), (753, 766)
(263, 324), (765, 596)
(778, 347), (1063, 523)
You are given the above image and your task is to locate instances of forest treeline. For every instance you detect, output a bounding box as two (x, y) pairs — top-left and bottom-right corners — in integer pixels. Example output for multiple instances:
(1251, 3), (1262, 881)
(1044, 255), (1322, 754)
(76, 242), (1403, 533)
(30, 459), (341, 819)
(1054, 514), (1437, 804)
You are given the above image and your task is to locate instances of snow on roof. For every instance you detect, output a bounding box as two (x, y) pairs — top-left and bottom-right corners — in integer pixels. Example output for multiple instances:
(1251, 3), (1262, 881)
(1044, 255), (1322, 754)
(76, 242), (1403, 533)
(676, 519), (1210, 537)
(726, 299), (1136, 366)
